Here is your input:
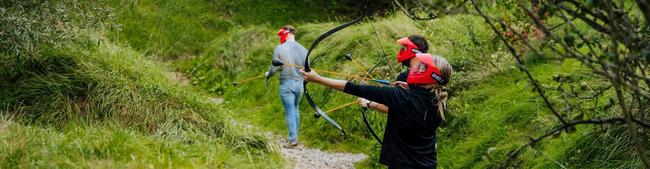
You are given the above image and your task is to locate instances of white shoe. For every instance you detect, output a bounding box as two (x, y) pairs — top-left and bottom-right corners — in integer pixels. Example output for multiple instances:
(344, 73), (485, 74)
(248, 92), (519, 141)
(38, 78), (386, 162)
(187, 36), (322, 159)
(283, 141), (298, 148)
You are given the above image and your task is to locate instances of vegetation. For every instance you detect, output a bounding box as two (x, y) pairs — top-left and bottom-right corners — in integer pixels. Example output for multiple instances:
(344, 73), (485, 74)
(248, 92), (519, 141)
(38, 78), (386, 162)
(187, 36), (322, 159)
(178, 13), (513, 168)
(401, 0), (650, 168)
(1, 1), (281, 168)
(1, 0), (648, 168)
(0, 37), (282, 168)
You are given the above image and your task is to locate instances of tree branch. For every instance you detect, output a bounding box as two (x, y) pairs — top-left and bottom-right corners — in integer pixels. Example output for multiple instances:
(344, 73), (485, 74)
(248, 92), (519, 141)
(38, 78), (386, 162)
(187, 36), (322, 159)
(500, 117), (650, 168)
(393, 0), (468, 21)
(472, 0), (569, 127)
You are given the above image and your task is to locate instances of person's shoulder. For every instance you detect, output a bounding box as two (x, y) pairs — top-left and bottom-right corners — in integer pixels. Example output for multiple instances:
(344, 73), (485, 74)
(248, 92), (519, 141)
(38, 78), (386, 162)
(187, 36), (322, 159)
(274, 44), (286, 50)
(286, 41), (305, 48)
(296, 42), (307, 51)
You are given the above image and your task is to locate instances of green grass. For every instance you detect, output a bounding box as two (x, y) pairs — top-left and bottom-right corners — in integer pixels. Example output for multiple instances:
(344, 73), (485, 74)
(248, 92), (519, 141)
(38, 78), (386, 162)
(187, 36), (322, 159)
(0, 35), (282, 168)
(439, 59), (646, 168)
(178, 11), (646, 167)
(0, 118), (277, 168)
(107, 0), (234, 59)
(213, 0), (364, 25)
(178, 13), (505, 168)
(106, 0), (369, 59)
(3, 0), (646, 168)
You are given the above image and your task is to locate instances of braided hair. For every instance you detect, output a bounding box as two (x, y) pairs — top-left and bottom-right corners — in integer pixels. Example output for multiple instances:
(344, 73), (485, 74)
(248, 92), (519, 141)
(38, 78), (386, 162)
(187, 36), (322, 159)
(424, 55), (452, 121)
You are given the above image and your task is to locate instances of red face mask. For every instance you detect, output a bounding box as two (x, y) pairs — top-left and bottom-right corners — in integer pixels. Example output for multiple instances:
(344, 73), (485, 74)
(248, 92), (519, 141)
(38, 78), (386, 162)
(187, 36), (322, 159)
(276, 28), (291, 44)
(407, 53), (448, 85)
(396, 37), (421, 63)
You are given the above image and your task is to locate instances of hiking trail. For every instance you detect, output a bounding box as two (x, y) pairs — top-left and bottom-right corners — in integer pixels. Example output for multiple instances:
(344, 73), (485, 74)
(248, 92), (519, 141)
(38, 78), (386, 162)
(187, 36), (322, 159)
(168, 70), (366, 168)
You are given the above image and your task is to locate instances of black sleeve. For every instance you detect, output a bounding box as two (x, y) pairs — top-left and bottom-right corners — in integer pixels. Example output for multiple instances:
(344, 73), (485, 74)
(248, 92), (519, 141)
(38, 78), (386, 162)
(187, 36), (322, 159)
(343, 81), (405, 108)
(395, 71), (408, 82)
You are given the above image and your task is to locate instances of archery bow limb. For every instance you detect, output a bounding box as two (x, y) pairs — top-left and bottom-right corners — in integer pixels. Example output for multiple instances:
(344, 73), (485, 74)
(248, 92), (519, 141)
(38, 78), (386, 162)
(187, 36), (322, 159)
(302, 4), (367, 135)
(356, 11), (393, 144)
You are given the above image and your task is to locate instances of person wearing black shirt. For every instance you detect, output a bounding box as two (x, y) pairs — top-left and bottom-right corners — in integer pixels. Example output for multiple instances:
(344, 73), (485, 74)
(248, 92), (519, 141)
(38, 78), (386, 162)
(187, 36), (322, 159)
(360, 35), (430, 113)
(301, 53), (453, 168)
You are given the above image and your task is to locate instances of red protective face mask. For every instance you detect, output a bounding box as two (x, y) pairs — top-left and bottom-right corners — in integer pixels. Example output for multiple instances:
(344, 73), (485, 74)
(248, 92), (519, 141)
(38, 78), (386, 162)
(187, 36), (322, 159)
(276, 28), (291, 44)
(407, 53), (448, 85)
(396, 37), (421, 63)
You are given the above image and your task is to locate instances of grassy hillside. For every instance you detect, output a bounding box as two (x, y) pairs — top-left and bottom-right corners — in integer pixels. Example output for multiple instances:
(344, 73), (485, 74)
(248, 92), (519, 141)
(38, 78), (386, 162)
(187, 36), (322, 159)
(107, 0), (233, 58)
(0, 36), (282, 168)
(177, 14), (513, 168)
(175, 11), (645, 169)
(2, 0), (645, 168)
(441, 60), (645, 168)
(106, 0), (372, 59)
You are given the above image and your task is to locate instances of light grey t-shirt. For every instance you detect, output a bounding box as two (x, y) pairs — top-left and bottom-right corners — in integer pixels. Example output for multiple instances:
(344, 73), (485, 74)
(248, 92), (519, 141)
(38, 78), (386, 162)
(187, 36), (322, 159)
(268, 40), (308, 82)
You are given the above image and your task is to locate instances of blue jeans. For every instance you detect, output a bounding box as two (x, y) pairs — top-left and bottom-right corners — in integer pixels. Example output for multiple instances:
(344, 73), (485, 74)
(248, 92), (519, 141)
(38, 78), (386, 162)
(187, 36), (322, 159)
(279, 79), (303, 142)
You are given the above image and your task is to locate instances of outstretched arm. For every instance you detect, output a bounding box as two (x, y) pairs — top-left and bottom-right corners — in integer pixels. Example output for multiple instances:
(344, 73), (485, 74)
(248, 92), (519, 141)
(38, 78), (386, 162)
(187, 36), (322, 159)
(300, 69), (347, 91)
(301, 69), (404, 108)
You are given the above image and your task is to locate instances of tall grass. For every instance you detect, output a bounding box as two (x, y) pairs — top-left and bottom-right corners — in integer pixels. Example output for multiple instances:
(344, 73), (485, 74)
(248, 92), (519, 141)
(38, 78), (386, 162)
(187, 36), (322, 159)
(4, 0), (640, 168)
(0, 36), (282, 168)
(0, 116), (277, 168)
(106, 0), (369, 60)
(179, 14), (506, 168)
(441, 60), (646, 168)
(179, 10), (645, 168)
(107, 0), (233, 59)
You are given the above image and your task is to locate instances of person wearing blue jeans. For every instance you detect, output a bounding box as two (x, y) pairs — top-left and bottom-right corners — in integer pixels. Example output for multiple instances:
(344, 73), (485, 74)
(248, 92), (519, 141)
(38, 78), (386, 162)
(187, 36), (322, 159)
(279, 80), (303, 146)
(266, 25), (307, 148)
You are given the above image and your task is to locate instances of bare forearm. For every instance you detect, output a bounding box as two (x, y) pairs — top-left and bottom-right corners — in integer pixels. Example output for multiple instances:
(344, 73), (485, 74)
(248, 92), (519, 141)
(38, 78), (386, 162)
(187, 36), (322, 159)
(370, 102), (389, 113)
(312, 76), (347, 91)
(358, 98), (389, 114)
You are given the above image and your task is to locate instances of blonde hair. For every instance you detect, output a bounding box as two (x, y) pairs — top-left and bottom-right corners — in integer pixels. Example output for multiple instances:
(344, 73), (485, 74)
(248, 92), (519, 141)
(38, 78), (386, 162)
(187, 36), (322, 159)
(423, 55), (452, 121)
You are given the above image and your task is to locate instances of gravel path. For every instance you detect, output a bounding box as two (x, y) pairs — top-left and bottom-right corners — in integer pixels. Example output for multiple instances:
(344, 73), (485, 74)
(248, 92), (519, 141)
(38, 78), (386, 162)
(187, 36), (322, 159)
(168, 71), (367, 168)
(238, 113), (367, 169)
(279, 143), (367, 169)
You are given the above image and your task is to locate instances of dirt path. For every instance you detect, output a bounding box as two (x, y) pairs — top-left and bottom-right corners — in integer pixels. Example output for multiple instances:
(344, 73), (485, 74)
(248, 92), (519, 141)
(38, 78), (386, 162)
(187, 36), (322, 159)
(279, 143), (367, 169)
(167, 70), (366, 168)
(245, 120), (367, 169)
(225, 99), (367, 168)
(167, 71), (192, 86)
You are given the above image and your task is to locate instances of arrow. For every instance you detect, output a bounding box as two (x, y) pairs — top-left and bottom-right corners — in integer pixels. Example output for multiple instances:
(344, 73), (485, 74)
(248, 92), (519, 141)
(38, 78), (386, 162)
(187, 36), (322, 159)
(232, 74), (265, 86)
(273, 59), (374, 81)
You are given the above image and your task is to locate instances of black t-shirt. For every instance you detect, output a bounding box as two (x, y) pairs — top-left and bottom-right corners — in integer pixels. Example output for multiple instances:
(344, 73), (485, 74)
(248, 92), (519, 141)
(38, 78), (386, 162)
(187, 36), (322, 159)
(344, 82), (442, 168)
(396, 70), (408, 82)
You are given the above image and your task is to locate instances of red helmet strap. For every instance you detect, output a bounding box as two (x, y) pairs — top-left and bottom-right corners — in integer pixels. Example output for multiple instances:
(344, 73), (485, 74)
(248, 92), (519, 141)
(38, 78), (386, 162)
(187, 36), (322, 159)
(430, 71), (448, 85)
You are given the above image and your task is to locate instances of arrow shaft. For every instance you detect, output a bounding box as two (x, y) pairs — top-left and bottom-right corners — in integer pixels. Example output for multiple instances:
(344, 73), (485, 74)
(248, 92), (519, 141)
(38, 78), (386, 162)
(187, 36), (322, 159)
(283, 63), (373, 81)
(349, 57), (376, 79)
(325, 101), (358, 113)
(236, 74), (265, 84)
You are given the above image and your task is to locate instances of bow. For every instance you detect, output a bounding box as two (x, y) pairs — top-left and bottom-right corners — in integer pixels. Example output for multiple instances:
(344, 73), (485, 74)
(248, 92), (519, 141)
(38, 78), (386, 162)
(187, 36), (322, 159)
(303, 3), (367, 135)
(356, 13), (393, 144)
(359, 54), (386, 144)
